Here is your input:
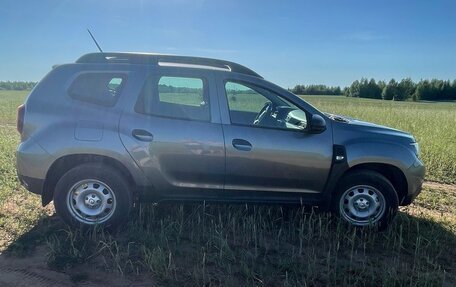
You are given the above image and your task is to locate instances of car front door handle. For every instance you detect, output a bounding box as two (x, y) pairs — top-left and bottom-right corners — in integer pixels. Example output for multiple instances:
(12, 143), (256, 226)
(132, 129), (154, 142)
(232, 139), (252, 151)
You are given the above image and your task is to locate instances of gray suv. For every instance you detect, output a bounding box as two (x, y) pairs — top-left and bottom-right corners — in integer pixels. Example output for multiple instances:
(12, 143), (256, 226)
(16, 52), (425, 229)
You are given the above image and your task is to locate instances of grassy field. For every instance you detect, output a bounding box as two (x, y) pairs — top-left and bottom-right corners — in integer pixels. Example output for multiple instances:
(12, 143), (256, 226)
(0, 91), (455, 286)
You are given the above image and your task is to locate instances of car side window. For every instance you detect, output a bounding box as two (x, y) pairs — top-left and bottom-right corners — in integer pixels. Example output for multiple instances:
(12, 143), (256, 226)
(226, 82), (270, 113)
(225, 81), (307, 130)
(68, 73), (125, 107)
(137, 76), (210, 122)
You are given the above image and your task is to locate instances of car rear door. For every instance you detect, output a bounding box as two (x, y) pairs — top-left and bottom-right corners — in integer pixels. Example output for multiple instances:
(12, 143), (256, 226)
(217, 74), (333, 196)
(119, 67), (225, 198)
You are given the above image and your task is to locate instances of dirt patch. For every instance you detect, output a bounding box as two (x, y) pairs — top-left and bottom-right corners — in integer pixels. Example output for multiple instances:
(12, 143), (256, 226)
(424, 181), (456, 193)
(0, 246), (152, 286)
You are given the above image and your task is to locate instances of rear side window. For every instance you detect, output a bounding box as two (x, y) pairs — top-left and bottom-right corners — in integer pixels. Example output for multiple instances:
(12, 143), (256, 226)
(159, 77), (205, 107)
(137, 76), (210, 122)
(68, 73), (125, 106)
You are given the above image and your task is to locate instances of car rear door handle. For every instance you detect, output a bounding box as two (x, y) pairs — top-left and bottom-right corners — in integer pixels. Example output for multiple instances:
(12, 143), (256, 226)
(132, 129), (154, 142)
(232, 139), (252, 151)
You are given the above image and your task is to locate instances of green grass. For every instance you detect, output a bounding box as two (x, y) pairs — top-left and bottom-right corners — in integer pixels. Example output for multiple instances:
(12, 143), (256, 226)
(160, 92), (204, 106)
(0, 90), (454, 286)
(0, 90), (28, 125)
(43, 203), (456, 286)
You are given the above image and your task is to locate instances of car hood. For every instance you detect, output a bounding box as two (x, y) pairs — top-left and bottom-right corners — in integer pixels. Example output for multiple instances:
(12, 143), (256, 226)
(326, 113), (415, 143)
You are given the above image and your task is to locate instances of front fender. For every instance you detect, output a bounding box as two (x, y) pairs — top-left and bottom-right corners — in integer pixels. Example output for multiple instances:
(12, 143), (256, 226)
(345, 141), (416, 172)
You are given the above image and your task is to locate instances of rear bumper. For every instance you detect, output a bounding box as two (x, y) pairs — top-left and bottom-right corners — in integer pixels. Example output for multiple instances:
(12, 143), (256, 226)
(402, 158), (425, 205)
(18, 174), (44, 195)
(16, 138), (52, 196)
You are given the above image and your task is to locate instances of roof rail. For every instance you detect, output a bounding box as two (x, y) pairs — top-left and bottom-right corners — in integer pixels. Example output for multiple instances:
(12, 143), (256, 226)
(76, 52), (262, 78)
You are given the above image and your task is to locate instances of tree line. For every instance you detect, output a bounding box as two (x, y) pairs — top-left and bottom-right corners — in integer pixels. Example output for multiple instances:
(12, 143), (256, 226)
(345, 78), (456, 101)
(0, 81), (36, 91)
(290, 78), (456, 101)
(158, 84), (202, 94)
(290, 84), (342, 95)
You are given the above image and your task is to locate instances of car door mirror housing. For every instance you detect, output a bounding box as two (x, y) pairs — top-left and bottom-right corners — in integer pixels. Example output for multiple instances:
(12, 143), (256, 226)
(309, 114), (326, 133)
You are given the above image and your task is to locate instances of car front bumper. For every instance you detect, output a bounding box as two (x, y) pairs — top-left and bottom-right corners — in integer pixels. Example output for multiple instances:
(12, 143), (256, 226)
(402, 158), (425, 205)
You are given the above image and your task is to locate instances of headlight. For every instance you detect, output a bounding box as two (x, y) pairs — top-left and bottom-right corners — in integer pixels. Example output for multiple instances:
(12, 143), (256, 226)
(410, 142), (420, 158)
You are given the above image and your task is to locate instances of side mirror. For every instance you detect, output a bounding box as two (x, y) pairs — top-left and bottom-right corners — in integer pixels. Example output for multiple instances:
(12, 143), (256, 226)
(310, 114), (326, 133)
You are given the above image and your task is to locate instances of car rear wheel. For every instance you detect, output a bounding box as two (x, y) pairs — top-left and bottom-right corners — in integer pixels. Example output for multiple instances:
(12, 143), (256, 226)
(332, 170), (399, 230)
(53, 163), (132, 229)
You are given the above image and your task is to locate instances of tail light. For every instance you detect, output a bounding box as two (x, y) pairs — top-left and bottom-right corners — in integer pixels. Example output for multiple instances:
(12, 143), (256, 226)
(17, 104), (25, 134)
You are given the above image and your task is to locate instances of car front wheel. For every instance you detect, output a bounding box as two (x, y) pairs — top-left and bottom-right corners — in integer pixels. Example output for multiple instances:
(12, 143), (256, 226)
(332, 170), (399, 230)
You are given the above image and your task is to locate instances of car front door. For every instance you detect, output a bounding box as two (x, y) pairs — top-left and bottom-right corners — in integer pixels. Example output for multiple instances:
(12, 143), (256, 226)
(119, 68), (225, 198)
(218, 76), (333, 196)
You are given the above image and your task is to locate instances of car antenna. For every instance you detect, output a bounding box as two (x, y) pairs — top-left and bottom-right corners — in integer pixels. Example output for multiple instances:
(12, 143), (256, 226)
(87, 29), (103, 53)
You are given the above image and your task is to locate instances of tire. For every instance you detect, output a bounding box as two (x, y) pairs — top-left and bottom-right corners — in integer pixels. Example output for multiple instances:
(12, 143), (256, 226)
(53, 163), (132, 229)
(331, 170), (399, 230)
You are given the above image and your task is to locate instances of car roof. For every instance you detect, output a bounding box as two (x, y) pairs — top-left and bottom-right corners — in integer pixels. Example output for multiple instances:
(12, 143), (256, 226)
(76, 52), (262, 79)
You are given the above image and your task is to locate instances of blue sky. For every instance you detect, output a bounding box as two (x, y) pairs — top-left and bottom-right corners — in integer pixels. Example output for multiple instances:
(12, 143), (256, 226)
(1, 0), (455, 87)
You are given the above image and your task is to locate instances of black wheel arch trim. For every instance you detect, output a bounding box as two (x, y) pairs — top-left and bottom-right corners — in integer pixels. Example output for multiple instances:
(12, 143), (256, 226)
(322, 145), (409, 209)
(41, 154), (139, 206)
(321, 145), (349, 210)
